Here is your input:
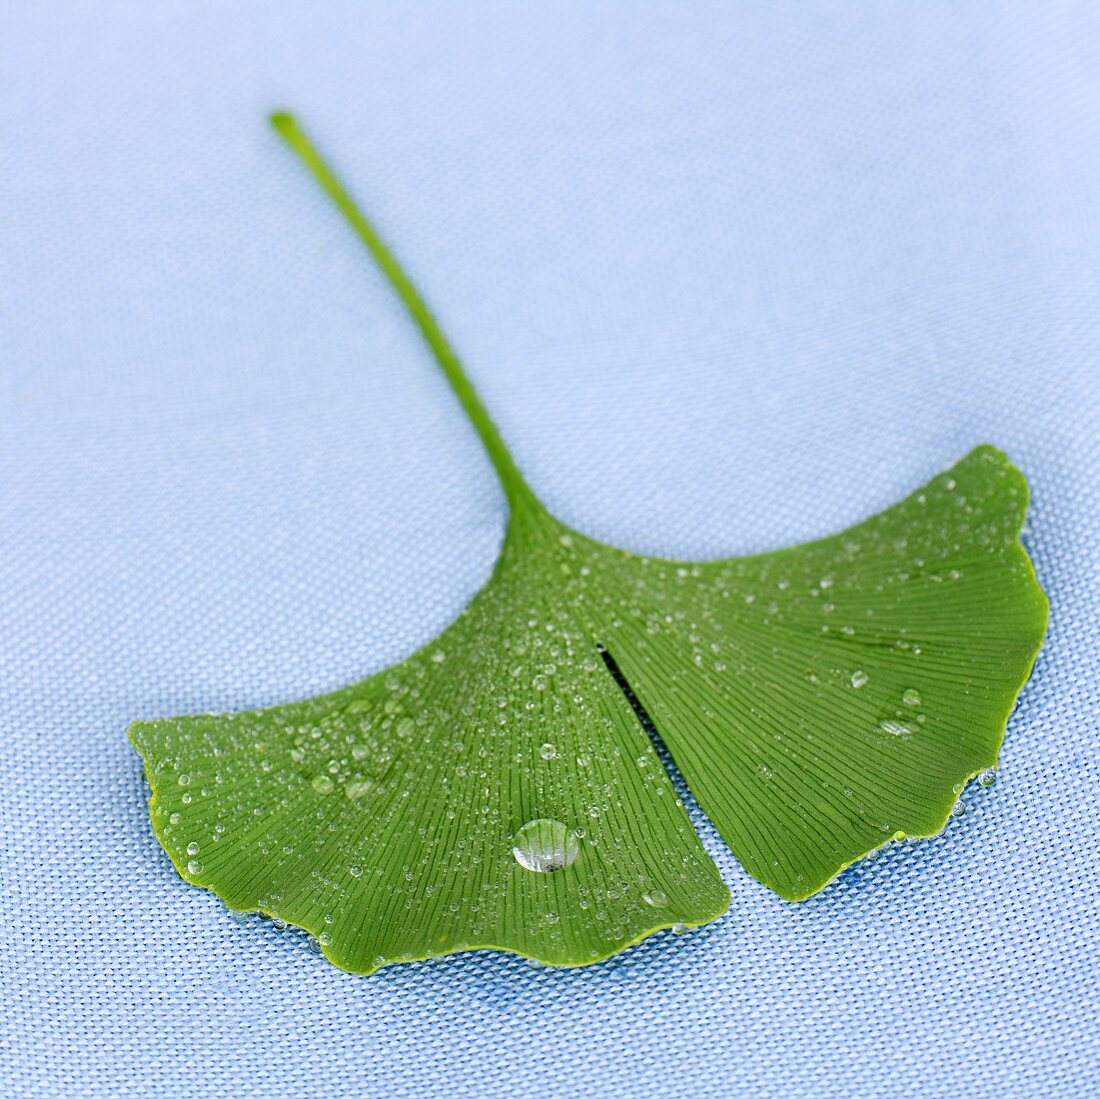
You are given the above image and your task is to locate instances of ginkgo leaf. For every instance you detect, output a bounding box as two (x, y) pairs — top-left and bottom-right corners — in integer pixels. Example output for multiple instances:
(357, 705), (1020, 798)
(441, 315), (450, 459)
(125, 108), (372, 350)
(129, 113), (1048, 974)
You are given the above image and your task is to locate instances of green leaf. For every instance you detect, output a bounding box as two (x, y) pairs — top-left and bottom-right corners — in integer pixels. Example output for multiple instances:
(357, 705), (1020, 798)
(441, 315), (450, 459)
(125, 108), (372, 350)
(129, 113), (1047, 973)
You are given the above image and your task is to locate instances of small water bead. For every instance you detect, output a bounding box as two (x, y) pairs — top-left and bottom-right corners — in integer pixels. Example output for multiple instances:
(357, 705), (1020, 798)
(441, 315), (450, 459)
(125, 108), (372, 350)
(902, 689), (922, 707)
(642, 890), (668, 908)
(318, 931), (332, 946)
(311, 774), (335, 795)
(169, 813), (182, 825)
(950, 801), (966, 818)
(850, 670), (869, 689)
(186, 859), (204, 875)
(671, 922), (687, 934)
(978, 768), (997, 787)
(539, 743), (558, 761)
(512, 818), (579, 873)
(186, 842), (200, 856)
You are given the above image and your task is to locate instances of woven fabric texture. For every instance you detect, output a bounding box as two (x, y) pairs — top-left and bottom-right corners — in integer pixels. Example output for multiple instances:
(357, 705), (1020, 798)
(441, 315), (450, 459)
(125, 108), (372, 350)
(2, 3), (1098, 1096)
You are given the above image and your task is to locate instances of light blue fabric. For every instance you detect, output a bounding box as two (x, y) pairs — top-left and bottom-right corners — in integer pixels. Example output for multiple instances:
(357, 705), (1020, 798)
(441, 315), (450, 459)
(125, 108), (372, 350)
(2, 3), (1098, 1096)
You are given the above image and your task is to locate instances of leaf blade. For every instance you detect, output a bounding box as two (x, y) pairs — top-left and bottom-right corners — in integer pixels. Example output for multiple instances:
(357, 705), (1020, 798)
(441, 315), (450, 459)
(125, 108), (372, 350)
(600, 445), (1047, 899)
(131, 511), (732, 973)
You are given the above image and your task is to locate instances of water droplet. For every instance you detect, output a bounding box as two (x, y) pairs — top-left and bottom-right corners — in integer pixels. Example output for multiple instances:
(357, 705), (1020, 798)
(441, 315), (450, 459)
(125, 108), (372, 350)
(642, 890), (668, 908)
(850, 669), (869, 689)
(168, 812), (182, 825)
(545, 911), (560, 924)
(319, 931), (332, 946)
(186, 859), (203, 875)
(431, 650), (446, 664)
(978, 768), (997, 787)
(902, 688), (922, 707)
(177, 774), (191, 786)
(512, 818), (579, 873)
(348, 865), (363, 878)
(951, 800), (966, 818)
(671, 922), (687, 934)
(271, 917), (288, 931)
(311, 774), (335, 795)
(186, 842), (200, 856)
(879, 719), (916, 737)
(539, 743), (558, 760)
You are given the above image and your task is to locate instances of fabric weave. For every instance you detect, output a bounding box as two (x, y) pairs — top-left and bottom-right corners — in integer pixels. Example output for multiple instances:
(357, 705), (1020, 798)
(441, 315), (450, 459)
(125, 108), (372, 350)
(2, 3), (1098, 1096)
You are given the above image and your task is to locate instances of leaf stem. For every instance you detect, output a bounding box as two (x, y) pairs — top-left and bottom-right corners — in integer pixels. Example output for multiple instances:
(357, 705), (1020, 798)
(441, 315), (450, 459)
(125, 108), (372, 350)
(271, 111), (538, 514)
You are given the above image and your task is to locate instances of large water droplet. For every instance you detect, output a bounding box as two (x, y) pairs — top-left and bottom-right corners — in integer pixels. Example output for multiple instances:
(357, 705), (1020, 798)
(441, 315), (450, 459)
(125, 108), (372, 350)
(850, 669), (869, 689)
(311, 774), (335, 795)
(978, 767), (997, 787)
(879, 719), (916, 737)
(512, 818), (579, 873)
(902, 688), (922, 707)
(642, 889), (668, 908)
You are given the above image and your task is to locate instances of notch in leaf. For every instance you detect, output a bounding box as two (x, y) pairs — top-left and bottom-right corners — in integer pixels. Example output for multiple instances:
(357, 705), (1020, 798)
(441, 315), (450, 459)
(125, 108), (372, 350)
(129, 112), (1048, 974)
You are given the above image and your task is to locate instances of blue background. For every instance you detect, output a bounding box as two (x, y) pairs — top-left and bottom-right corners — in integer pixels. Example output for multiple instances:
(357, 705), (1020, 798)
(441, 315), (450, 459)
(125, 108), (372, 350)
(2, 3), (1098, 1096)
